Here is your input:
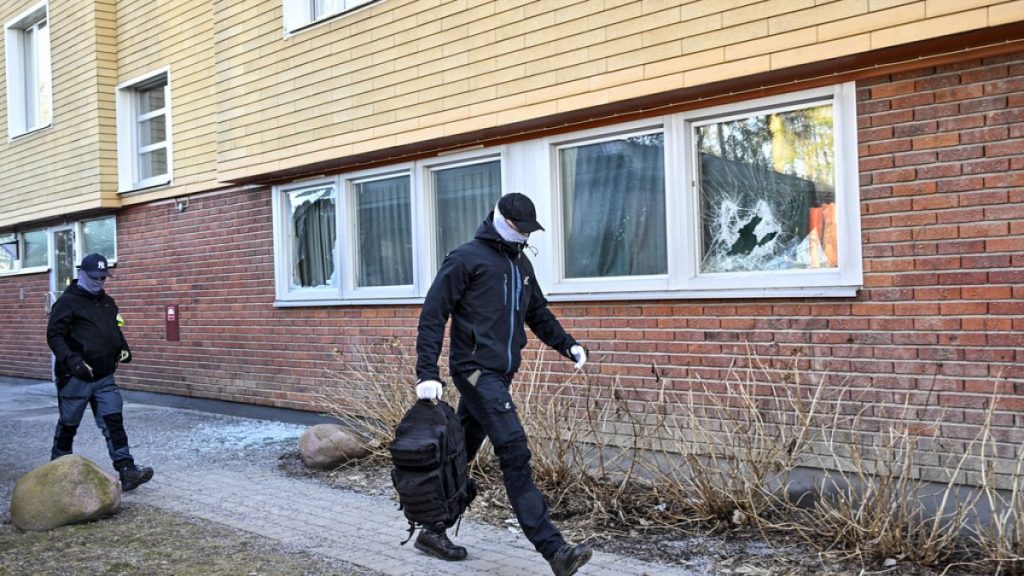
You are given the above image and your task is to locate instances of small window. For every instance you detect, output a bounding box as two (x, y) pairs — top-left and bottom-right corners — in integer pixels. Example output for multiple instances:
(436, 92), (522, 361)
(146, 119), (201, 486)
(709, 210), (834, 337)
(5, 2), (52, 138)
(0, 234), (17, 272)
(352, 174), (412, 288)
(558, 131), (667, 279)
(117, 69), (172, 191)
(22, 229), (48, 268)
(282, 0), (377, 34)
(82, 217), (117, 260)
(431, 160), (502, 267)
(288, 184), (337, 290)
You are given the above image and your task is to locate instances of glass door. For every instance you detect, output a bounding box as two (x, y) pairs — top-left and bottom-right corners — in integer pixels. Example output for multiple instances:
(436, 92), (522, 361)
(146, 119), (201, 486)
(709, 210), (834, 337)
(51, 227), (76, 296)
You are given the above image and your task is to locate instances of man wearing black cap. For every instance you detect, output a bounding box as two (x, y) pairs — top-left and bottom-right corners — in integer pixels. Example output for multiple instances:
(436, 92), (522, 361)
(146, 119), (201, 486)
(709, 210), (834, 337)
(46, 253), (153, 491)
(415, 193), (592, 576)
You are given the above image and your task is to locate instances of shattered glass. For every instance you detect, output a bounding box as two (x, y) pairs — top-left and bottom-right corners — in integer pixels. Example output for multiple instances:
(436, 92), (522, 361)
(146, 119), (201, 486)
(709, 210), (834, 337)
(696, 104), (838, 273)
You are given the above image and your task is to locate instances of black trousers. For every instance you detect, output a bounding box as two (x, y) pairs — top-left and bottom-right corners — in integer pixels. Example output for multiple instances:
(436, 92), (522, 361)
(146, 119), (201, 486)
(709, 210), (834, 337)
(453, 369), (565, 560)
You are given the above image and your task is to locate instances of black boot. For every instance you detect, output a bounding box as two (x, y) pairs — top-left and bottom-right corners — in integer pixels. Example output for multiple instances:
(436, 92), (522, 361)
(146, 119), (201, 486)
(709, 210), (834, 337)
(414, 523), (467, 561)
(118, 464), (154, 491)
(549, 543), (592, 576)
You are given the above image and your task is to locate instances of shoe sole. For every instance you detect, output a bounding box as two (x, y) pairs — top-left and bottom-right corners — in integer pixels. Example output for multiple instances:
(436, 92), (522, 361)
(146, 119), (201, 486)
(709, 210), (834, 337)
(563, 547), (593, 576)
(414, 540), (467, 561)
(121, 468), (154, 492)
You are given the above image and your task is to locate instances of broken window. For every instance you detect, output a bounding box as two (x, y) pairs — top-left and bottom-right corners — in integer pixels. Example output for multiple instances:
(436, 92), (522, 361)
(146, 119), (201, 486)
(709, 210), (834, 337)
(695, 103), (837, 274)
(289, 185), (336, 289)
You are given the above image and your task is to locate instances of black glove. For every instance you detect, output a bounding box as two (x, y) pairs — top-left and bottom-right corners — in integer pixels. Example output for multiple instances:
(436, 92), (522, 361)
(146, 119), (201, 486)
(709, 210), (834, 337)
(70, 358), (94, 380)
(118, 349), (132, 364)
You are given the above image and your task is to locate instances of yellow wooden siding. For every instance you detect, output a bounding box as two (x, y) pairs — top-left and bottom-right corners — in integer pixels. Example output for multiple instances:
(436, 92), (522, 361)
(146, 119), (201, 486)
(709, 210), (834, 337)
(215, 0), (1024, 182)
(115, 0), (218, 207)
(0, 0), (111, 228)
(0, 0), (219, 228)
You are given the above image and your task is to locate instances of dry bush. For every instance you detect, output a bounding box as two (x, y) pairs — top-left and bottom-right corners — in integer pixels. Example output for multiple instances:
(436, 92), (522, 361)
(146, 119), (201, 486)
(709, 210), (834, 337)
(803, 403), (982, 567)
(974, 407), (1024, 575)
(318, 339), (1022, 573)
(316, 338), (456, 457)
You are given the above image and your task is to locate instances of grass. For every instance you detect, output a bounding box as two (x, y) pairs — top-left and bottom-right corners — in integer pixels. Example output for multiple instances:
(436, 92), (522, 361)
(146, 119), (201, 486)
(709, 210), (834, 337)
(0, 504), (377, 576)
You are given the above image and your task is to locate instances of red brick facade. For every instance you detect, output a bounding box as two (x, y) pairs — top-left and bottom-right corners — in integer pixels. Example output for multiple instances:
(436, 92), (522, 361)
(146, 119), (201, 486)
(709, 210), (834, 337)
(1, 52), (1021, 463)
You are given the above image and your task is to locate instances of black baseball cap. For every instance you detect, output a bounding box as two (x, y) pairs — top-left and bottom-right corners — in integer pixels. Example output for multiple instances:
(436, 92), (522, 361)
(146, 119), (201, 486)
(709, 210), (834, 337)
(79, 253), (112, 279)
(497, 193), (544, 233)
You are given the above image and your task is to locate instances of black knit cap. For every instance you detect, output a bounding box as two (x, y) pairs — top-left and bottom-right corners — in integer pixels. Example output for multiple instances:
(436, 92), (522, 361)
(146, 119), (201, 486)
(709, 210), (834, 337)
(497, 193), (544, 233)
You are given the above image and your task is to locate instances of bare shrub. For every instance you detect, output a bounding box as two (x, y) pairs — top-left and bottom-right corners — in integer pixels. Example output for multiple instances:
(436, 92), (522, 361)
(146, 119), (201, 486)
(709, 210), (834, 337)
(316, 338), (454, 457)
(317, 339), (1019, 573)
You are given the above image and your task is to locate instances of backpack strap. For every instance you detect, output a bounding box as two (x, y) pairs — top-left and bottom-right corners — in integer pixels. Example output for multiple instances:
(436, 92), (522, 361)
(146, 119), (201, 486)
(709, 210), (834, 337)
(400, 521), (416, 545)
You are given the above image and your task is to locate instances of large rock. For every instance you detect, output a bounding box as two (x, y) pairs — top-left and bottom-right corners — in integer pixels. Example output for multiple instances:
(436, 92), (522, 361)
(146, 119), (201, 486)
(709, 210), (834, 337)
(299, 423), (369, 468)
(10, 455), (121, 531)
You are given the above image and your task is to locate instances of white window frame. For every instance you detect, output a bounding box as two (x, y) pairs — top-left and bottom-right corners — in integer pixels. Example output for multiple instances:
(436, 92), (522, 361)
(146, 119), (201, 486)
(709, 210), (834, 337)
(282, 0), (377, 37)
(676, 83), (862, 297)
(341, 165), (420, 300)
(545, 122), (675, 296)
(420, 152), (504, 279)
(0, 216), (115, 277)
(115, 67), (173, 192)
(272, 178), (340, 302)
(270, 83), (861, 306)
(4, 1), (52, 139)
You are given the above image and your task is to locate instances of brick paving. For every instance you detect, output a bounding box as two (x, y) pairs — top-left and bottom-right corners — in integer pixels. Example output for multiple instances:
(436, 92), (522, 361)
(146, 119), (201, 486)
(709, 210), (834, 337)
(0, 377), (692, 576)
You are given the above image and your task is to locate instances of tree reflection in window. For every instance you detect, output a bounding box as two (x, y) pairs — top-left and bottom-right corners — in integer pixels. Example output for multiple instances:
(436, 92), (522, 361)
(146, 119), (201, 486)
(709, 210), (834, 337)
(696, 104), (837, 273)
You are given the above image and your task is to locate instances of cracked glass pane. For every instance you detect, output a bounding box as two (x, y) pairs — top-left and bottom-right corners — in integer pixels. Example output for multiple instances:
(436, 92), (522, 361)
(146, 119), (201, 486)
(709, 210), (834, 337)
(696, 103), (838, 274)
(288, 186), (336, 289)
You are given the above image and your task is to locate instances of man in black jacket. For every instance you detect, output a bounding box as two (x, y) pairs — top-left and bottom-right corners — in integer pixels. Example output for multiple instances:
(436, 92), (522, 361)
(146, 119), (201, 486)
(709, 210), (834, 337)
(47, 253), (153, 491)
(415, 194), (592, 576)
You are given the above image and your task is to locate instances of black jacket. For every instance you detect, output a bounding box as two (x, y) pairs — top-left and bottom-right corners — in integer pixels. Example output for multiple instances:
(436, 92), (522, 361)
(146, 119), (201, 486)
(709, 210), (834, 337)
(416, 214), (577, 382)
(47, 281), (131, 383)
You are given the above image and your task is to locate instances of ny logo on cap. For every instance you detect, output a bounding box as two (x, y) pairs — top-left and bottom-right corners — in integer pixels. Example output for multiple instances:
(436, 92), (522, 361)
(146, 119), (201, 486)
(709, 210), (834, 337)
(97, 261), (106, 270)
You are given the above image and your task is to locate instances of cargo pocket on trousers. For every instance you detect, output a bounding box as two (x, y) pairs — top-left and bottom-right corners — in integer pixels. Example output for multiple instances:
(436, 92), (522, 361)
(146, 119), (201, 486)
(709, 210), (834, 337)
(488, 393), (523, 447)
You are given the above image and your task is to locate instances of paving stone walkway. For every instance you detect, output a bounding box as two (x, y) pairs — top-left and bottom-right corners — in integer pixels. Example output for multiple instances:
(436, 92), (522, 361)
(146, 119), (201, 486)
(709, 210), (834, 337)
(0, 377), (693, 575)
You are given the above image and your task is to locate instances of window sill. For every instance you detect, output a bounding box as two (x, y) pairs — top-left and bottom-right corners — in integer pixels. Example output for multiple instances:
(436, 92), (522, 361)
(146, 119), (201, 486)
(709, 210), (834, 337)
(0, 265), (48, 277)
(8, 123), (52, 141)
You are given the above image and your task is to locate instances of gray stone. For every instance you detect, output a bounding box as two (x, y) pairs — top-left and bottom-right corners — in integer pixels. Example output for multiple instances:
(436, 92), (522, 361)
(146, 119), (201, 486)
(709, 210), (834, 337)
(10, 455), (121, 531)
(299, 423), (369, 468)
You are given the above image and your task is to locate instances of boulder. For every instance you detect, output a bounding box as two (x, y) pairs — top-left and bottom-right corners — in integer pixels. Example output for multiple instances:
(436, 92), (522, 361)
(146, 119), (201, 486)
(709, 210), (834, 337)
(10, 455), (121, 531)
(299, 423), (369, 468)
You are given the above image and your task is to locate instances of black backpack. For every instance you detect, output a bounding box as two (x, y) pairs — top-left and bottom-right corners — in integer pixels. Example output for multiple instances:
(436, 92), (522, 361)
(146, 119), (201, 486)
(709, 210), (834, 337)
(390, 399), (476, 544)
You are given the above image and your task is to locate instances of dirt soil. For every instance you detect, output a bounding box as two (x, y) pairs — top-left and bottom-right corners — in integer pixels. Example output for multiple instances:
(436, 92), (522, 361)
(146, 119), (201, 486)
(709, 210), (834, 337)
(0, 502), (378, 576)
(276, 451), (985, 576)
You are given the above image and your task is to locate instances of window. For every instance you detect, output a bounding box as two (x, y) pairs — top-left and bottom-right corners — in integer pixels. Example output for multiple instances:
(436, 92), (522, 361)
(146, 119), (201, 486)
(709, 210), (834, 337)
(353, 174), (412, 288)
(558, 131), (667, 280)
(116, 69), (172, 191)
(271, 84), (861, 305)
(0, 228), (48, 274)
(282, 0), (377, 35)
(291, 184), (337, 289)
(0, 216), (116, 276)
(5, 2), (52, 138)
(431, 160), (501, 268)
(82, 217), (116, 260)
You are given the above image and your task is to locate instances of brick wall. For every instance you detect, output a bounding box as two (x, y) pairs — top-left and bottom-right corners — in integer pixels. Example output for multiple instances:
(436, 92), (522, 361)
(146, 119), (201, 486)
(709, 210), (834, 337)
(0, 272), (52, 380)
(0, 51), (1021, 482)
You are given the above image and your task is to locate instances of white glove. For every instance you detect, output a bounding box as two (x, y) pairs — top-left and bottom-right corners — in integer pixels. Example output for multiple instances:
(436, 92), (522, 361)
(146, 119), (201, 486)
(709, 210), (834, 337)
(570, 345), (587, 370)
(416, 379), (443, 401)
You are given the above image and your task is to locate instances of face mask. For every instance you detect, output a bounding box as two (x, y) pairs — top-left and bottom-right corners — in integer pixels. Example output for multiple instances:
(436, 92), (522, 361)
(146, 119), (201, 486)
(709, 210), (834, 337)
(493, 204), (529, 244)
(77, 270), (106, 294)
